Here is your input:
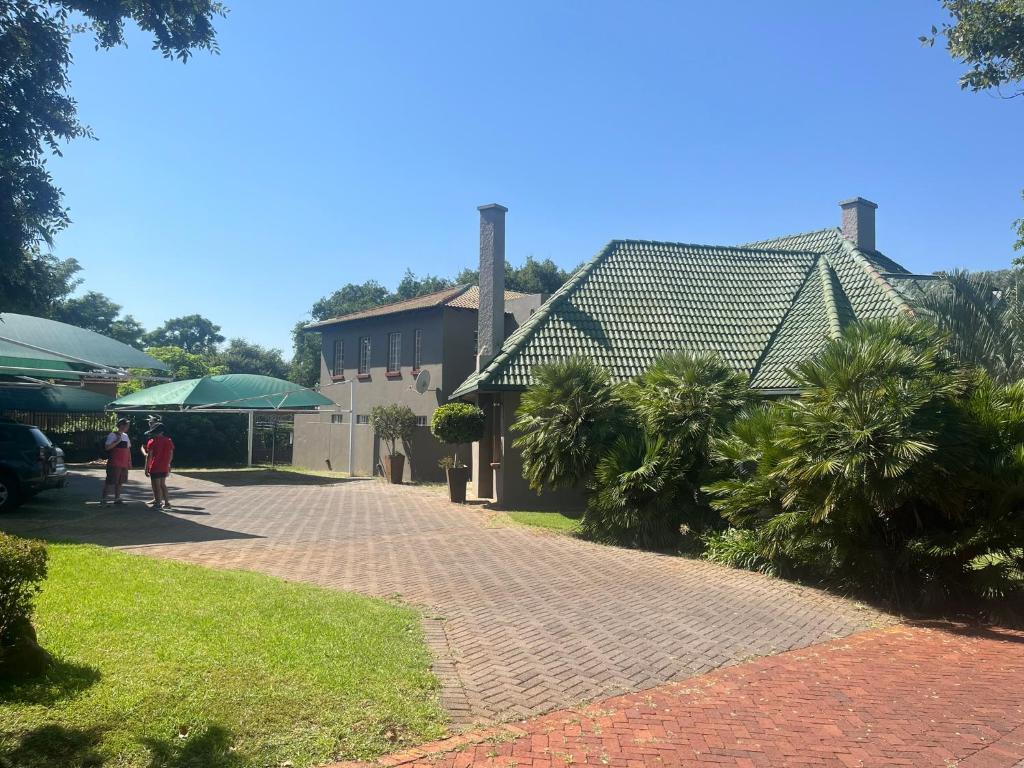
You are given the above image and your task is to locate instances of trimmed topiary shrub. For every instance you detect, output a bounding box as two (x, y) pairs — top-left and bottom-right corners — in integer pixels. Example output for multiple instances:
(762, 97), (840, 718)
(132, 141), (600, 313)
(430, 403), (485, 467)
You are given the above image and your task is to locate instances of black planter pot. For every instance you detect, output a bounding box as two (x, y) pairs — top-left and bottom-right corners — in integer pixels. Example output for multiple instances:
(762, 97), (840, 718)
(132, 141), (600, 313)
(384, 454), (405, 484)
(446, 465), (471, 503)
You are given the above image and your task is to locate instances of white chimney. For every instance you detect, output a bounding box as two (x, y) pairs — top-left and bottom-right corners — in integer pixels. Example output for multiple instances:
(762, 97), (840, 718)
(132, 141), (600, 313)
(839, 197), (878, 252)
(477, 203), (507, 371)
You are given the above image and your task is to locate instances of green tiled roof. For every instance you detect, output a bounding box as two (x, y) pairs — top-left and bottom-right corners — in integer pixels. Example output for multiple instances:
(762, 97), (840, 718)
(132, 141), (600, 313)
(451, 229), (916, 398)
(744, 229), (915, 320)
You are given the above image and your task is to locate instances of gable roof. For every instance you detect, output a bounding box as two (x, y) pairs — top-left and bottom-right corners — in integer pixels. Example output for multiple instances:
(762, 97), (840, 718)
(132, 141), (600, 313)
(451, 228), (918, 398)
(444, 285), (532, 309)
(305, 285), (532, 329)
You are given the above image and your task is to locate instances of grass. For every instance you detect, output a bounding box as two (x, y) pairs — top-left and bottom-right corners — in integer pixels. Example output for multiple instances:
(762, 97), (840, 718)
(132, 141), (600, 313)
(0, 544), (446, 768)
(502, 510), (582, 534)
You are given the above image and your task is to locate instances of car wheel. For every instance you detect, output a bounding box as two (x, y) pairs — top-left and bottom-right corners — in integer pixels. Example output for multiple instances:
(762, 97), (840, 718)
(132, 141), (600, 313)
(0, 473), (19, 512)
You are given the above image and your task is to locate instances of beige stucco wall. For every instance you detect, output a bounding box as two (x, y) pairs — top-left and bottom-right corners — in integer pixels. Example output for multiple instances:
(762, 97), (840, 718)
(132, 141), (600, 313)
(485, 390), (587, 512)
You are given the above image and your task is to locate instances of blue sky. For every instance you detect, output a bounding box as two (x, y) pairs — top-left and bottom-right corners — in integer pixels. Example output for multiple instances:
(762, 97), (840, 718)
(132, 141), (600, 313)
(53, 0), (1023, 357)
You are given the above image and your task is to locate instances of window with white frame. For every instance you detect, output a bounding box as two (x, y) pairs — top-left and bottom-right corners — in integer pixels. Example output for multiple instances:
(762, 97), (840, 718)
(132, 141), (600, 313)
(387, 332), (401, 373)
(332, 339), (344, 377)
(358, 336), (371, 374)
(330, 414), (344, 424)
(413, 329), (423, 370)
(414, 415), (427, 427)
(355, 414), (370, 425)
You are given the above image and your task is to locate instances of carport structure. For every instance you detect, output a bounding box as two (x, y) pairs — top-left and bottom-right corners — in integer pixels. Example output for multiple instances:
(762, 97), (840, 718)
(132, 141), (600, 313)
(109, 374), (334, 467)
(0, 312), (168, 384)
(0, 313), (169, 457)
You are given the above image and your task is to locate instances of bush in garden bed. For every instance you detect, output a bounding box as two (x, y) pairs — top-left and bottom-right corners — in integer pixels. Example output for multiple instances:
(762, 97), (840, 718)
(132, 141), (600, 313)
(0, 533), (50, 680)
(705, 319), (1024, 612)
(514, 352), (749, 550)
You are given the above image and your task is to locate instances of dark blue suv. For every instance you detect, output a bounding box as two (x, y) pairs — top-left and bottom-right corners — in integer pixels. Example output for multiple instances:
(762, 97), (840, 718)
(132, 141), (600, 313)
(0, 420), (67, 512)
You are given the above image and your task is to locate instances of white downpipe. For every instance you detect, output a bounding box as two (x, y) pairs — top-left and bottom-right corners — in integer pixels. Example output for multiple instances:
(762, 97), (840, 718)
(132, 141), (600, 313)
(348, 381), (355, 476)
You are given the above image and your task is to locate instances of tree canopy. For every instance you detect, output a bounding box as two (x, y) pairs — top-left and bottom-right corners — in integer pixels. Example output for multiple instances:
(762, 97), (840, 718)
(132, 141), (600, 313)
(217, 338), (289, 379)
(925, 0), (1024, 252)
(455, 256), (576, 295)
(925, 0), (1024, 95)
(52, 290), (145, 347)
(144, 314), (225, 354)
(0, 0), (223, 313)
(921, 268), (1024, 382)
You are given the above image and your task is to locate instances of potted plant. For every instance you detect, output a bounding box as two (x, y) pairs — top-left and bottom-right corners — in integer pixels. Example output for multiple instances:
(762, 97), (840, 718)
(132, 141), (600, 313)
(430, 403), (486, 503)
(369, 404), (416, 484)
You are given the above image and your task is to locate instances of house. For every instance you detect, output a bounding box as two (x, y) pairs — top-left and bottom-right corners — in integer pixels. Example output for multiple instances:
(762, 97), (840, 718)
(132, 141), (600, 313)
(292, 267), (543, 481)
(451, 199), (931, 509)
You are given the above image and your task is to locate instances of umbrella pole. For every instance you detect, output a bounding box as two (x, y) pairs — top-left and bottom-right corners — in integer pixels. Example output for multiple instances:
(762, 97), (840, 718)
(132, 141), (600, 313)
(247, 410), (254, 468)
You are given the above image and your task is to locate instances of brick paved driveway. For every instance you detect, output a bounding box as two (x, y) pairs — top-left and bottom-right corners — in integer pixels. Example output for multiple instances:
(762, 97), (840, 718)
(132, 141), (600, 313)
(0, 468), (886, 725)
(334, 624), (1024, 768)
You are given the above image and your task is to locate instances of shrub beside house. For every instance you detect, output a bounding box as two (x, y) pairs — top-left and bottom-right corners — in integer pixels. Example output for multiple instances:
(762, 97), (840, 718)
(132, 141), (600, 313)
(512, 319), (1024, 613)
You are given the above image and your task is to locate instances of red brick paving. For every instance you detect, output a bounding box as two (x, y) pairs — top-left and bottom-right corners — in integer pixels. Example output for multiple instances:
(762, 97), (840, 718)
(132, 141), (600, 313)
(333, 624), (1024, 768)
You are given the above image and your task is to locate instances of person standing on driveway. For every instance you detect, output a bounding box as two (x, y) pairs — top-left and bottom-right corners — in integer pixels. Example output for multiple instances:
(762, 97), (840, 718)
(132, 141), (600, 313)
(144, 423), (175, 510)
(101, 417), (132, 506)
(140, 414), (161, 470)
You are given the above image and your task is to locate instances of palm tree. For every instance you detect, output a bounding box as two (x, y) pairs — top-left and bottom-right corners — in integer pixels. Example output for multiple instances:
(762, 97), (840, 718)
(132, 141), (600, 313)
(583, 433), (684, 549)
(920, 269), (1024, 383)
(511, 357), (629, 492)
(705, 318), (1024, 609)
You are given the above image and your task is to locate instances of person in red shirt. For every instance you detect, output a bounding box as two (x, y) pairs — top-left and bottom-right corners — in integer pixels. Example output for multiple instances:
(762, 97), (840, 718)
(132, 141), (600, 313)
(144, 423), (175, 510)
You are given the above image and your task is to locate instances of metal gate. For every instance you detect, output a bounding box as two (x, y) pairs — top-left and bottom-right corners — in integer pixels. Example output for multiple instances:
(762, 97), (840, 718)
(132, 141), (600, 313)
(251, 414), (294, 466)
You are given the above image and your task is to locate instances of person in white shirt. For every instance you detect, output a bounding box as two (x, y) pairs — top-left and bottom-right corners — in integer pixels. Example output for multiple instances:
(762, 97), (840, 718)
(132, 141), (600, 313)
(101, 418), (132, 507)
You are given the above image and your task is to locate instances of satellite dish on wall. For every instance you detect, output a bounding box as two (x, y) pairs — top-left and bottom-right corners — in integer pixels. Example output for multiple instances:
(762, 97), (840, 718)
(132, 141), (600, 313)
(414, 369), (431, 394)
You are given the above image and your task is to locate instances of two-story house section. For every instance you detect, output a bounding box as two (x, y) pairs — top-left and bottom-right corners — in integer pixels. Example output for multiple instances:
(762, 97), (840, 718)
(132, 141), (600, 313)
(293, 283), (543, 481)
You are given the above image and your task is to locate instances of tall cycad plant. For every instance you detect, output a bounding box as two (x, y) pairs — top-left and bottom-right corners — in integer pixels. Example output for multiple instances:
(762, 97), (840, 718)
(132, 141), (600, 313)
(584, 352), (750, 547)
(706, 318), (1024, 610)
(921, 269), (1024, 383)
(515, 351), (750, 549)
(511, 357), (628, 492)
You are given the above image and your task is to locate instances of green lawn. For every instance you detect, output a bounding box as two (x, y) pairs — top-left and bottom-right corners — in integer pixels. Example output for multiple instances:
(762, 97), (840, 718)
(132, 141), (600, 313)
(0, 544), (445, 768)
(503, 510), (582, 534)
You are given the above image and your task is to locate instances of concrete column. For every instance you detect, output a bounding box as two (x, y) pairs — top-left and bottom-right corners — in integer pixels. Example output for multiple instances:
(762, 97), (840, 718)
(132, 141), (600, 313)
(492, 395), (505, 508)
(472, 393), (494, 499)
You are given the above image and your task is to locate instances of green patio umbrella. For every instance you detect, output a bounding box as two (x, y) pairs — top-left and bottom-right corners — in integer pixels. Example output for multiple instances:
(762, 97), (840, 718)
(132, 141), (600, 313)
(109, 374), (333, 410)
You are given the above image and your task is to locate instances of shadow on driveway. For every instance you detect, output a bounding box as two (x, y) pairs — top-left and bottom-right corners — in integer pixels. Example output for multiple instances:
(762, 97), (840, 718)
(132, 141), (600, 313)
(174, 470), (363, 488)
(0, 471), (262, 549)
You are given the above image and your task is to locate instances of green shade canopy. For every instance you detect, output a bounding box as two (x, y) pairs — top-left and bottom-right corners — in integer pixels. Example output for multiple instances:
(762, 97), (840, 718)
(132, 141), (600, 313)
(0, 313), (168, 376)
(0, 385), (111, 413)
(109, 374), (333, 410)
(0, 356), (81, 380)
